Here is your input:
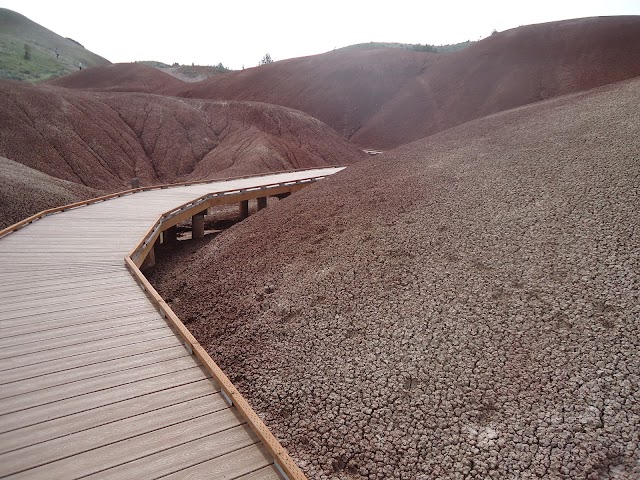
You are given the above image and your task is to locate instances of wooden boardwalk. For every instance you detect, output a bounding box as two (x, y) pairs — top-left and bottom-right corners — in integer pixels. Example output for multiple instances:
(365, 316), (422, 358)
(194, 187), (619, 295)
(0, 168), (343, 479)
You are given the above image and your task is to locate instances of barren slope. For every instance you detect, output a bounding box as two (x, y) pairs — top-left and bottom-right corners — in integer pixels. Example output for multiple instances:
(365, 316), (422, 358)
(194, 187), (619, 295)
(173, 48), (434, 139)
(149, 78), (640, 479)
(48, 63), (186, 93)
(0, 156), (99, 229)
(168, 16), (640, 149)
(0, 80), (364, 190)
(352, 16), (640, 148)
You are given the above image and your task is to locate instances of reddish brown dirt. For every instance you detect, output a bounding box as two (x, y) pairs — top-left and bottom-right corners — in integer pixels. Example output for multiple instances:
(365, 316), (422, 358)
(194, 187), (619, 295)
(166, 16), (640, 149)
(148, 78), (640, 479)
(0, 80), (365, 191)
(0, 156), (99, 229)
(171, 48), (434, 140)
(352, 16), (640, 149)
(48, 63), (186, 93)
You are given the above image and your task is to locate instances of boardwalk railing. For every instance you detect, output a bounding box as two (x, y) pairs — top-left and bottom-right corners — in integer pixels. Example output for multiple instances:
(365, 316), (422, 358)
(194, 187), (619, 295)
(129, 176), (325, 267)
(0, 165), (341, 240)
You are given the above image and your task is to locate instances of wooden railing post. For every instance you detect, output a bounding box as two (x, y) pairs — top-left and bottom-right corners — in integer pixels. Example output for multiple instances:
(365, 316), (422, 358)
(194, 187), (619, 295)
(140, 240), (156, 269)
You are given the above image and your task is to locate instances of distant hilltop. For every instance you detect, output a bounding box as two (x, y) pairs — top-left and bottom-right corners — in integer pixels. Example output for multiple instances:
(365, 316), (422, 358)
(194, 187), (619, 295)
(0, 8), (110, 82)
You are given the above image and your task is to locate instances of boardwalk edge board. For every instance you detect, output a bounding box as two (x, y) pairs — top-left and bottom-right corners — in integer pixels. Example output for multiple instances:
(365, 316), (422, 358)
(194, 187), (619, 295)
(127, 256), (305, 480)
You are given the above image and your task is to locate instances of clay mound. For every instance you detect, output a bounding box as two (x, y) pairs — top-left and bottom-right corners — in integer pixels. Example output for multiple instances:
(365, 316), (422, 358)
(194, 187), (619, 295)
(173, 17), (640, 149)
(352, 16), (640, 148)
(0, 80), (365, 190)
(174, 48), (434, 139)
(48, 63), (186, 93)
(0, 156), (99, 229)
(149, 78), (640, 479)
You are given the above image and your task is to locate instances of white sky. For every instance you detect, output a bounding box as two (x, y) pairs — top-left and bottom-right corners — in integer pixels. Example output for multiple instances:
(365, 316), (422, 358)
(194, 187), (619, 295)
(3, 0), (639, 70)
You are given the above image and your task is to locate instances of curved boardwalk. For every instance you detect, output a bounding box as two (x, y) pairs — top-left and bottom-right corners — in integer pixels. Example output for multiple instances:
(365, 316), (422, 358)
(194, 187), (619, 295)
(0, 168), (343, 479)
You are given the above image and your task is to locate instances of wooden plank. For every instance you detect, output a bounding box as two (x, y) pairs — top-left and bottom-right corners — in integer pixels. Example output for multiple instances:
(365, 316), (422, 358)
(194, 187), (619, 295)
(0, 353), (199, 415)
(163, 443), (276, 480)
(236, 464), (282, 480)
(82, 424), (260, 480)
(0, 279), (138, 303)
(0, 379), (219, 455)
(0, 295), (152, 324)
(0, 271), (128, 292)
(9, 413), (252, 479)
(0, 289), (145, 313)
(0, 344), (189, 400)
(0, 290), (148, 316)
(0, 394), (230, 476)
(0, 366), (214, 434)
(0, 316), (167, 360)
(0, 334), (182, 384)
(0, 307), (159, 342)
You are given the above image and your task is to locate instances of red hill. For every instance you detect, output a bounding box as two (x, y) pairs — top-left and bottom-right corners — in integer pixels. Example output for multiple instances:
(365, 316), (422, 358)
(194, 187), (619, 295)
(48, 63), (186, 94)
(0, 81), (364, 191)
(169, 16), (640, 149)
(149, 76), (640, 480)
(352, 16), (640, 148)
(0, 156), (98, 229)
(174, 48), (434, 140)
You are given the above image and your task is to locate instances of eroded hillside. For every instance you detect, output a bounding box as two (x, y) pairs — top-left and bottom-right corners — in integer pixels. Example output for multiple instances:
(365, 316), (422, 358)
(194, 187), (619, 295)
(0, 81), (365, 190)
(149, 77), (640, 479)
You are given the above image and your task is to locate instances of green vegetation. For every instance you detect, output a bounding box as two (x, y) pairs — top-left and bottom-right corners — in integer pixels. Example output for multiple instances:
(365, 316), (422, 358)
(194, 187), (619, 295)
(0, 35), (68, 82)
(259, 53), (273, 65)
(137, 60), (172, 68)
(0, 8), (110, 83)
(434, 41), (473, 53)
(141, 60), (231, 73)
(338, 40), (474, 54)
(214, 62), (230, 72)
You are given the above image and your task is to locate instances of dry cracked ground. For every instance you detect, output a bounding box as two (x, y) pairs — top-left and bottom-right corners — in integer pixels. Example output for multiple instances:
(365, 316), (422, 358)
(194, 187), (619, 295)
(149, 77), (640, 479)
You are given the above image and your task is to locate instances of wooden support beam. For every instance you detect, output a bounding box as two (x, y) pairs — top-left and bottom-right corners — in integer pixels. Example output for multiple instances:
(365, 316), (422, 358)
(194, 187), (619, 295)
(275, 192), (291, 200)
(192, 211), (206, 239)
(257, 197), (267, 211)
(165, 226), (178, 244)
(239, 200), (249, 220)
(140, 241), (156, 270)
(132, 183), (314, 267)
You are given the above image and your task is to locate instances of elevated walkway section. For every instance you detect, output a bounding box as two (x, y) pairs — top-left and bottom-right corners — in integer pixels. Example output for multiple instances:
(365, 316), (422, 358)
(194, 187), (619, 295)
(0, 168), (344, 479)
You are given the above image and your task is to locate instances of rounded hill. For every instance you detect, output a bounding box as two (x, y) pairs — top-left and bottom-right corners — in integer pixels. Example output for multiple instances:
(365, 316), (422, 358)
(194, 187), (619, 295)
(149, 77), (640, 479)
(47, 63), (186, 93)
(167, 16), (640, 149)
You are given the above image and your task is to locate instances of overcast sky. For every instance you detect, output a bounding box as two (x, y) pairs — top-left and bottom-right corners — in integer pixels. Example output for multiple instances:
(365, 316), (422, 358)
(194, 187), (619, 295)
(3, 0), (639, 70)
